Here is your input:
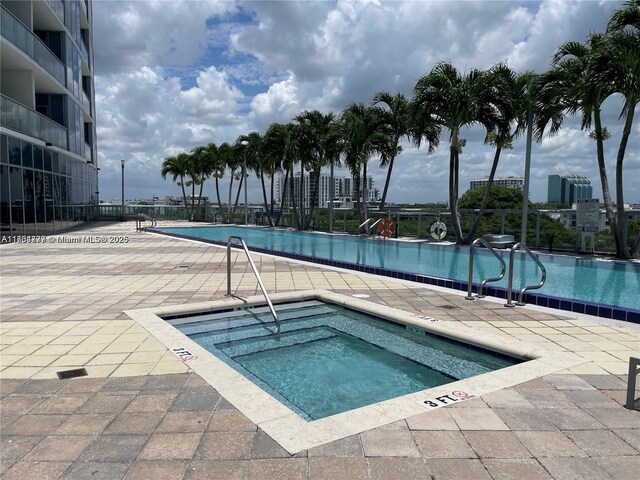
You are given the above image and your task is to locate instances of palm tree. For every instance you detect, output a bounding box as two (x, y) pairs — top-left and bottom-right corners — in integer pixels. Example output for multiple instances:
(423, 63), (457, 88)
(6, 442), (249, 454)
(338, 103), (391, 224)
(160, 152), (192, 220)
(262, 123), (294, 226)
(241, 132), (266, 225)
(372, 92), (412, 211)
(536, 31), (636, 258)
(464, 65), (535, 243)
(190, 143), (219, 221)
(412, 62), (502, 244)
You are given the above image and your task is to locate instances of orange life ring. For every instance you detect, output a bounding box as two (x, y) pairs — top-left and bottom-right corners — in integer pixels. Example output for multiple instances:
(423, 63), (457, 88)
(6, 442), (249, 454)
(378, 219), (395, 237)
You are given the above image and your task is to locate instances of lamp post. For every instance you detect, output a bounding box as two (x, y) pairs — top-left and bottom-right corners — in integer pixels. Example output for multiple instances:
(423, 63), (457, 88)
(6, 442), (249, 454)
(120, 160), (125, 214)
(240, 140), (249, 225)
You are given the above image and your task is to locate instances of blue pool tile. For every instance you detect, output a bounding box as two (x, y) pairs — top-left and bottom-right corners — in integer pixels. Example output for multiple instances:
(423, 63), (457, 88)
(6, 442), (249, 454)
(572, 303), (585, 314)
(585, 304), (599, 316)
(598, 306), (612, 318)
(627, 310), (640, 324)
(547, 297), (560, 309)
(559, 300), (572, 311)
(535, 296), (548, 307)
(612, 309), (627, 321)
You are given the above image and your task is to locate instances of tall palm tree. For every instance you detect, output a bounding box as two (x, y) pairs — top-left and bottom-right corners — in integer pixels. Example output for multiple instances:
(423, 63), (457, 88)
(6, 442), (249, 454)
(262, 122), (294, 227)
(536, 31), (635, 258)
(606, 0), (640, 257)
(464, 65), (535, 243)
(190, 143), (219, 221)
(160, 152), (192, 220)
(412, 62), (502, 244)
(372, 91), (412, 211)
(338, 103), (391, 224)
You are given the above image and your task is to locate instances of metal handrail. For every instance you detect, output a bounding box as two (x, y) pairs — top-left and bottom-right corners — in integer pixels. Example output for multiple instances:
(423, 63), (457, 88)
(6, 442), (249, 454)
(505, 242), (547, 307)
(370, 218), (383, 233)
(358, 217), (383, 235)
(136, 213), (157, 231)
(226, 236), (280, 334)
(358, 218), (373, 230)
(465, 238), (507, 300)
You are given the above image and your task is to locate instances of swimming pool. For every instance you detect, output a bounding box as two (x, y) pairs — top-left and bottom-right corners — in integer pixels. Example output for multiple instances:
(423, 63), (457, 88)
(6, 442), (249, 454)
(166, 300), (517, 420)
(155, 225), (640, 321)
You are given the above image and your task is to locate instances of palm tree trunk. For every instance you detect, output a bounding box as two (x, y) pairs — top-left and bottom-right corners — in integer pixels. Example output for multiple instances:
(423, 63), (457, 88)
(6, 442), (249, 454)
(276, 169), (289, 227)
(179, 176), (190, 221)
(631, 232), (640, 258)
(379, 153), (396, 211)
(449, 142), (464, 243)
(260, 171), (269, 226)
(290, 170), (299, 229)
(329, 162), (334, 232)
(215, 177), (223, 221)
(227, 172), (235, 222)
(362, 161), (368, 223)
(232, 175), (244, 221)
(269, 172), (275, 227)
(593, 109), (619, 256)
(299, 164), (305, 230)
(306, 168), (320, 230)
(464, 147), (501, 243)
(613, 108), (634, 259)
(190, 179), (196, 221)
(195, 176), (205, 221)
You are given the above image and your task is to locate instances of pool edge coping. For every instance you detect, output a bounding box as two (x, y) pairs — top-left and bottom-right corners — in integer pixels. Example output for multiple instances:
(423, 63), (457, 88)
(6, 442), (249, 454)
(124, 289), (589, 454)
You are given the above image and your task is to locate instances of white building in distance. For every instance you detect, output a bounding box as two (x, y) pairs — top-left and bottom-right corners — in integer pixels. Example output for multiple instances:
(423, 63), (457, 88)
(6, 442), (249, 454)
(469, 176), (524, 192)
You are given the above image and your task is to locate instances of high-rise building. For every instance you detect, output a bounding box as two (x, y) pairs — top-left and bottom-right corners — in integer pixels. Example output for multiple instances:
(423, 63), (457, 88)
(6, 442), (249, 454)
(1, 0), (98, 239)
(276, 172), (379, 209)
(547, 175), (592, 205)
(469, 176), (524, 191)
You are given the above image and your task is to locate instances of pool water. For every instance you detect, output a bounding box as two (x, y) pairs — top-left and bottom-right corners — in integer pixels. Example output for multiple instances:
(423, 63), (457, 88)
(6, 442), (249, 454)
(165, 301), (518, 420)
(157, 225), (640, 312)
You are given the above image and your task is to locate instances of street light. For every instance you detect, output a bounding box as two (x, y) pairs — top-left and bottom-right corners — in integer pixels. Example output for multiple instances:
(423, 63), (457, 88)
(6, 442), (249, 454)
(120, 160), (125, 213)
(240, 140), (249, 225)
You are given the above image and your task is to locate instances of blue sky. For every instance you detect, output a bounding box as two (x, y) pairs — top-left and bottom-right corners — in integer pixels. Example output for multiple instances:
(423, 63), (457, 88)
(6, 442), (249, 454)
(92, 0), (639, 205)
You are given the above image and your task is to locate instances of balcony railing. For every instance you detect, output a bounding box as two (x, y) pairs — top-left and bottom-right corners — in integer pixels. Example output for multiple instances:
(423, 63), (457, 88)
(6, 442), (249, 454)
(82, 90), (91, 115)
(44, 0), (65, 25)
(1, 94), (68, 150)
(84, 142), (92, 163)
(79, 37), (89, 66)
(1, 6), (66, 86)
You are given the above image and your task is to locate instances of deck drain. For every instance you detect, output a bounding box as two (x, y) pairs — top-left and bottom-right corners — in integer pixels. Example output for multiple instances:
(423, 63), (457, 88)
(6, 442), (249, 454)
(56, 368), (88, 380)
(176, 265), (191, 269)
(436, 305), (459, 310)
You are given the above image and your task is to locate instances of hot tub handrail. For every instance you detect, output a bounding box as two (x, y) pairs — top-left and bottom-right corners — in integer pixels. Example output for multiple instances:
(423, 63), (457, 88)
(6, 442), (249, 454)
(136, 213), (157, 231)
(465, 237), (507, 300)
(226, 235), (280, 334)
(505, 242), (547, 307)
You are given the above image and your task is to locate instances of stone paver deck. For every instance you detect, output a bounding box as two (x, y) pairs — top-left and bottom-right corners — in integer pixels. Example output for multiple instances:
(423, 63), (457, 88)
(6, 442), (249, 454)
(1, 222), (638, 479)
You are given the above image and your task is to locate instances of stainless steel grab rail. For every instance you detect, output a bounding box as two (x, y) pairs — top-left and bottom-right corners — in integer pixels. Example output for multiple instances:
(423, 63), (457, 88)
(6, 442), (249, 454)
(505, 242), (547, 307)
(465, 238), (507, 300)
(136, 214), (157, 231)
(358, 218), (383, 235)
(226, 236), (280, 334)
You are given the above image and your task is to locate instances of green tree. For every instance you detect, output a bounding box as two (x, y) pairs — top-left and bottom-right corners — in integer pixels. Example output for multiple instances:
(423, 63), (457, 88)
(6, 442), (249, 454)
(160, 152), (192, 220)
(412, 62), (502, 244)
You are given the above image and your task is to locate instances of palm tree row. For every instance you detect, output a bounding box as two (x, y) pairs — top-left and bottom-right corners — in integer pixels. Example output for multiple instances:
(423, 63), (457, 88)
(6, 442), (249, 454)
(161, 0), (638, 258)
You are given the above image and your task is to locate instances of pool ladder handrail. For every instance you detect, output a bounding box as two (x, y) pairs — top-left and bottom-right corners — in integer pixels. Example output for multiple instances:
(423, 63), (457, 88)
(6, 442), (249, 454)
(136, 214), (157, 231)
(505, 242), (547, 307)
(226, 235), (280, 334)
(358, 218), (383, 235)
(465, 237), (507, 300)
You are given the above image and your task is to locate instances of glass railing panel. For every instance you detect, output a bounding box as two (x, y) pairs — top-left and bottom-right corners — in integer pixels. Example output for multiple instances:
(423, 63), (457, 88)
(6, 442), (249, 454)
(44, 0), (65, 24)
(79, 38), (89, 66)
(1, 6), (66, 86)
(84, 143), (92, 163)
(1, 95), (68, 150)
(82, 91), (91, 115)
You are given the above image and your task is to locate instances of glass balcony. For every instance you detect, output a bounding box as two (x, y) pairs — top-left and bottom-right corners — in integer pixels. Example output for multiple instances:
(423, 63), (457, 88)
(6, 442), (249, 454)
(79, 37), (89, 67)
(1, 94), (68, 150)
(44, 0), (65, 25)
(1, 6), (66, 86)
(82, 90), (91, 115)
(84, 142), (92, 163)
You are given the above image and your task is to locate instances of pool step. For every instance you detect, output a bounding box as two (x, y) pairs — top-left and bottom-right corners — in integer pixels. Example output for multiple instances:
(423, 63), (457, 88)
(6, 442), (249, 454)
(176, 305), (337, 337)
(166, 300), (326, 326)
(219, 326), (337, 359)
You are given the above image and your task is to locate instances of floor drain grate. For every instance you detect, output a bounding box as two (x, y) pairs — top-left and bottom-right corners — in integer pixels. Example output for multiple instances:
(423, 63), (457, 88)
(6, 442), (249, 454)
(57, 368), (88, 380)
(176, 265), (191, 269)
(436, 305), (459, 310)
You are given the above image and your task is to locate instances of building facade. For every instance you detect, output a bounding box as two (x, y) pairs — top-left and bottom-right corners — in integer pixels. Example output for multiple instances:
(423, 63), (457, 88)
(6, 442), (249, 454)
(547, 175), (593, 205)
(1, 0), (98, 239)
(469, 176), (524, 191)
(276, 172), (379, 209)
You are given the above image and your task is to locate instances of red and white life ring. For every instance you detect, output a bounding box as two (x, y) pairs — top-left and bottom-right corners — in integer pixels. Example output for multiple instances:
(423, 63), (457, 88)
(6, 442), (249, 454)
(378, 219), (395, 238)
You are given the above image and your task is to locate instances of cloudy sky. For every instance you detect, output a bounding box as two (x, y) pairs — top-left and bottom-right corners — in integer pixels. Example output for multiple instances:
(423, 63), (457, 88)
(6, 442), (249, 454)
(93, 0), (640, 205)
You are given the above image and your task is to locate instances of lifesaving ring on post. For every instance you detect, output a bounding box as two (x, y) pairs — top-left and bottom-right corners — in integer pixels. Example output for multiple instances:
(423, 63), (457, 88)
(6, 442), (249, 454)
(430, 221), (447, 240)
(378, 219), (395, 238)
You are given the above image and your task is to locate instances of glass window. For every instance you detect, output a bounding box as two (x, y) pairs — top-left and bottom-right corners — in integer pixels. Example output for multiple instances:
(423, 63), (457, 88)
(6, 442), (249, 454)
(22, 143), (33, 169)
(1, 165), (10, 236)
(9, 166), (24, 235)
(23, 169), (36, 234)
(0, 135), (7, 165)
(8, 138), (21, 165)
(44, 150), (52, 172)
(33, 146), (44, 170)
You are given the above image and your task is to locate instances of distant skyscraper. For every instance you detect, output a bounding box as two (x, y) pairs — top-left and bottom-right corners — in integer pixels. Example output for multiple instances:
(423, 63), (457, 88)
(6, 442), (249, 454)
(469, 176), (524, 191)
(1, 0), (98, 238)
(547, 175), (593, 205)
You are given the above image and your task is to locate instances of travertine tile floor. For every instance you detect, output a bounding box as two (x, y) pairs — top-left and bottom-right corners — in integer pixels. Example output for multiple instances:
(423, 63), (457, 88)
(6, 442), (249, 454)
(0, 221), (638, 479)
